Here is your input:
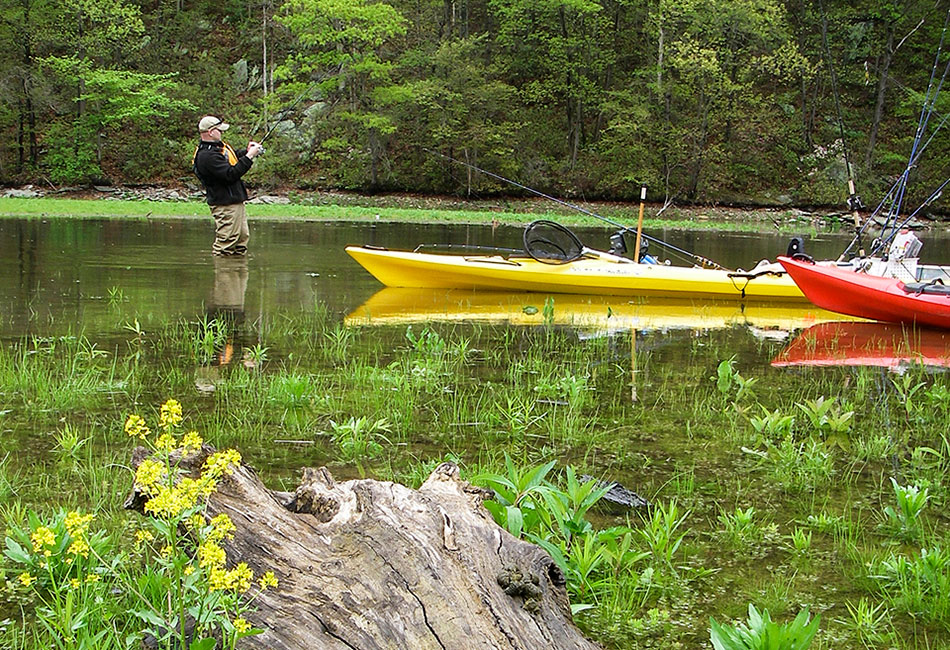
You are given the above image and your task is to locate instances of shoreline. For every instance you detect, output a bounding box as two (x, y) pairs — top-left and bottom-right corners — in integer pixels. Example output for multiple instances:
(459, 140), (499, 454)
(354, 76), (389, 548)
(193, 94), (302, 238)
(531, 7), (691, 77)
(0, 187), (927, 235)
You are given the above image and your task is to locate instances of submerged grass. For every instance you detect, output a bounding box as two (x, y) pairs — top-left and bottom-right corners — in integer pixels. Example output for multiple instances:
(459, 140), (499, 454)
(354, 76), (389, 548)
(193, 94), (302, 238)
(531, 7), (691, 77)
(0, 196), (838, 235)
(0, 310), (949, 648)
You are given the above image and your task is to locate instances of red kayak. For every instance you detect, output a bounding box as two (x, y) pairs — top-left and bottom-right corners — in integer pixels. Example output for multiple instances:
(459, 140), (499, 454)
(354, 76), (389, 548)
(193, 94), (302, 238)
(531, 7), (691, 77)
(771, 321), (950, 370)
(778, 255), (950, 330)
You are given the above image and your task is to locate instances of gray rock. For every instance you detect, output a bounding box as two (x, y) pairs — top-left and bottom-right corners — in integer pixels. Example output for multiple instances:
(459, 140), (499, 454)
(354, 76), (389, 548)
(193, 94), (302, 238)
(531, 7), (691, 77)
(4, 187), (41, 198)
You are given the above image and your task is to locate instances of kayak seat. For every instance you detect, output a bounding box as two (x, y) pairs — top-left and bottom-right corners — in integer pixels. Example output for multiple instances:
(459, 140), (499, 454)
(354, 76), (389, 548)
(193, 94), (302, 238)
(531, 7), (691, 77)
(903, 280), (950, 296)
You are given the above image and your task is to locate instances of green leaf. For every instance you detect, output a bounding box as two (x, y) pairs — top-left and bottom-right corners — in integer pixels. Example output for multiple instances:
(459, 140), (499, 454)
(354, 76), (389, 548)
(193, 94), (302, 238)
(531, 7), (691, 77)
(4, 538), (31, 564)
(506, 505), (524, 538)
(190, 638), (217, 650)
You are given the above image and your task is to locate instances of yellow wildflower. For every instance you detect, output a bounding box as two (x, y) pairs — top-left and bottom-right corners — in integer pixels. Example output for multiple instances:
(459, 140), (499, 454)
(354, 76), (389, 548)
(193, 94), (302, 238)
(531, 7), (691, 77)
(70, 578), (81, 589)
(184, 565), (195, 576)
(64, 511), (94, 539)
(233, 617), (252, 634)
(17, 572), (34, 587)
(155, 433), (178, 453)
(197, 475), (217, 498)
(135, 459), (165, 492)
(202, 449), (242, 479)
(208, 563), (253, 593)
(208, 567), (229, 591)
(197, 541), (226, 569)
(124, 414), (150, 440)
(181, 431), (203, 453)
(160, 545), (173, 558)
(67, 537), (90, 560)
(159, 399), (183, 429)
(134, 529), (154, 547)
(259, 571), (279, 590)
(188, 514), (206, 530)
(85, 573), (100, 584)
(208, 514), (235, 542)
(30, 526), (56, 554)
(177, 477), (204, 505)
(144, 485), (197, 520)
(229, 563), (254, 593)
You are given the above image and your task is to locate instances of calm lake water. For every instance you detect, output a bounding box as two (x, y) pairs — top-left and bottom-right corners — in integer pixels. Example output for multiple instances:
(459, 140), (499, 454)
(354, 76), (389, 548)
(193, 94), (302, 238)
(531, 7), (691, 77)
(0, 216), (863, 340)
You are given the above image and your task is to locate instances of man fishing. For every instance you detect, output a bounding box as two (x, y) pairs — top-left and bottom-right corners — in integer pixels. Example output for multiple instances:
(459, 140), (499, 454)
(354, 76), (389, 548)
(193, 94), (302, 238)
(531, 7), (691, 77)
(193, 116), (263, 256)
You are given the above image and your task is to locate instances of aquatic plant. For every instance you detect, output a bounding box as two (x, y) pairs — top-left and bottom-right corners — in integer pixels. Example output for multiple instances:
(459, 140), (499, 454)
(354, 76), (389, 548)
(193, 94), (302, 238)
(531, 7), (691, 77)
(748, 407), (795, 443)
(323, 324), (354, 363)
(882, 477), (930, 542)
(636, 500), (689, 573)
(842, 598), (892, 646)
(891, 374), (927, 423)
(762, 436), (835, 492)
(709, 604), (819, 650)
(328, 416), (392, 461)
(786, 527), (812, 557)
(872, 546), (950, 629)
(796, 396), (853, 449)
(52, 423), (89, 462)
(713, 357), (758, 404)
(717, 506), (775, 552)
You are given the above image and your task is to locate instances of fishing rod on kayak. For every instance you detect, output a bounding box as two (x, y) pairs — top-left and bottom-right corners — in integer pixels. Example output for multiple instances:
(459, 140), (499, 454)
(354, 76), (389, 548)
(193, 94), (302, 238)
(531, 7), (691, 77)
(423, 148), (726, 270)
(818, 0), (864, 252)
(841, 10), (950, 260)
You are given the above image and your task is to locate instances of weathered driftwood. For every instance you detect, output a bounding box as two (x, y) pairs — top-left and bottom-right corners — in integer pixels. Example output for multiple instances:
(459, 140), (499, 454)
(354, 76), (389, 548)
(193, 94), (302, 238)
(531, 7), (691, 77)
(127, 447), (601, 650)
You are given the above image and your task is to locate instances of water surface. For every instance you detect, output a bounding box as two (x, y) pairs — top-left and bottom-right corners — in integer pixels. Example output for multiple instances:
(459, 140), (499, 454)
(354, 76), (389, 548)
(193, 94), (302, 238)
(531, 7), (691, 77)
(1, 216), (873, 340)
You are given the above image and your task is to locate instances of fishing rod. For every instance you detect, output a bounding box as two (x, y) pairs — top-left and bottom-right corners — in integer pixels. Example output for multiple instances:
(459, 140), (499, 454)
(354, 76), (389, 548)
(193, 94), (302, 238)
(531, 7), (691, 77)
(423, 148), (725, 270)
(257, 85), (315, 147)
(818, 0), (861, 223)
(841, 10), (950, 260)
(256, 72), (338, 148)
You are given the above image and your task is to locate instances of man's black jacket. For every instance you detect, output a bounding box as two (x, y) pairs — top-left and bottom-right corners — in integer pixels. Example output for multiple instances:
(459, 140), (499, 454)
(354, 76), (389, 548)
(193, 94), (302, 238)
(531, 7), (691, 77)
(193, 141), (253, 206)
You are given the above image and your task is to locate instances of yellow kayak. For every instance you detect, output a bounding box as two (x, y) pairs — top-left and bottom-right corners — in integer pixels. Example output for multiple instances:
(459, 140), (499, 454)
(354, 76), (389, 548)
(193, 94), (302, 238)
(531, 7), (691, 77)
(345, 246), (807, 301)
(345, 288), (859, 332)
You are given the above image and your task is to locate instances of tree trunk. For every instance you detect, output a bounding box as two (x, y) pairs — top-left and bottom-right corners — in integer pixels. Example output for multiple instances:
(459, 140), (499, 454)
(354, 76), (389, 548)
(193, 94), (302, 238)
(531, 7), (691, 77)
(866, 25), (894, 173)
(126, 447), (601, 650)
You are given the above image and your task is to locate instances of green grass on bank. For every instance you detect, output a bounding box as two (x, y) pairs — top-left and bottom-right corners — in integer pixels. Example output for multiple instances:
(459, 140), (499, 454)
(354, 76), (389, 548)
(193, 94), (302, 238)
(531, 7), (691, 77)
(0, 196), (837, 234)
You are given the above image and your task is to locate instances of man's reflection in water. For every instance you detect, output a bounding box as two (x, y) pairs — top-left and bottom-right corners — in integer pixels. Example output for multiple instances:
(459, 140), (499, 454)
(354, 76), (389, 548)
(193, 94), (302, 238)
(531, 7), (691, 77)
(195, 256), (250, 394)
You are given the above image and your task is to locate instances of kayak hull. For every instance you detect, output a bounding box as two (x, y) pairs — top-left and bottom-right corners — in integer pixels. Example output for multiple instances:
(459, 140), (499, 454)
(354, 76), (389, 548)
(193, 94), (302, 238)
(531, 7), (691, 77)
(778, 255), (950, 329)
(346, 246), (806, 301)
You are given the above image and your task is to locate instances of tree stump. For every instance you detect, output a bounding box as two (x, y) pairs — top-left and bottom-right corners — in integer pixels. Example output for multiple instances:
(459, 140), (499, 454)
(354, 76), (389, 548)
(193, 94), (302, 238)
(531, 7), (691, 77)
(127, 447), (602, 650)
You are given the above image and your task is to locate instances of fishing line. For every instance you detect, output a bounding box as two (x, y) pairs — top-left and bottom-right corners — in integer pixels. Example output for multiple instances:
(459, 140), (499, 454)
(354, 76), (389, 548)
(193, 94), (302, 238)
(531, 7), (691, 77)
(818, 0), (857, 197)
(256, 68), (342, 146)
(842, 11), (950, 259)
(423, 148), (725, 270)
(892, 10), (950, 219)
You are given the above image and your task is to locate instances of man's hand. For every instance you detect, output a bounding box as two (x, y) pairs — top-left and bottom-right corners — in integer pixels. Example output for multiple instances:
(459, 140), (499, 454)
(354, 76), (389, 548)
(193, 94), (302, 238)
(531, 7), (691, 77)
(247, 142), (263, 159)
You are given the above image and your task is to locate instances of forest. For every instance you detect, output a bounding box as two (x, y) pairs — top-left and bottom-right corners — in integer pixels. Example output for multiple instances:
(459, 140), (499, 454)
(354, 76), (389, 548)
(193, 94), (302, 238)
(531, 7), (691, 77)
(0, 0), (947, 209)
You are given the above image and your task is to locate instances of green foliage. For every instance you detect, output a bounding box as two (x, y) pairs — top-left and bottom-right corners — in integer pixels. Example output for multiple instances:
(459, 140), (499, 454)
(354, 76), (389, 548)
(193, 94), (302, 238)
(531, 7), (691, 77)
(795, 396), (853, 450)
(328, 416), (392, 461)
(0, 0), (945, 202)
(43, 121), (102, 185)
(873, 547), (950, 629)
(883, 477), (930, 542)
(748, 407), (795, 440)
(714, 357), (759, 406)
(709, 604), (820, 650)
